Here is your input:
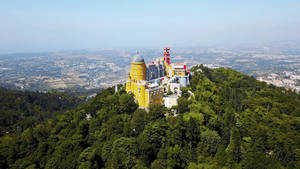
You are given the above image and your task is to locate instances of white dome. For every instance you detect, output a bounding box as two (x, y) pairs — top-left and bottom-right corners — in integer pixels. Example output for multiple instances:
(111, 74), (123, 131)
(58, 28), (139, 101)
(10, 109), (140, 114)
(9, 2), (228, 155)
(132, 53), (144, 62)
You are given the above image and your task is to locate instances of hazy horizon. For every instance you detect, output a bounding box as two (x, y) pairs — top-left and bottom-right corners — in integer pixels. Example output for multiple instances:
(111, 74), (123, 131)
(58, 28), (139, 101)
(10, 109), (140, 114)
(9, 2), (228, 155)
(1, 0), (300, 53)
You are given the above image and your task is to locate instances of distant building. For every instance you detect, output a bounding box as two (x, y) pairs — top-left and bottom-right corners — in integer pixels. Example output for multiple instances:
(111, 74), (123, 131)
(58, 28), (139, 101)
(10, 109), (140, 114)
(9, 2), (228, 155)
(126, 48), (190, 108)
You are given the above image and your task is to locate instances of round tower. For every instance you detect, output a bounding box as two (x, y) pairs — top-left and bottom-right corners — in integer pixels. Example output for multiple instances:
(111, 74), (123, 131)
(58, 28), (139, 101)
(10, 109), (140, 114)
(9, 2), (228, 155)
(130, 53), (146, 81)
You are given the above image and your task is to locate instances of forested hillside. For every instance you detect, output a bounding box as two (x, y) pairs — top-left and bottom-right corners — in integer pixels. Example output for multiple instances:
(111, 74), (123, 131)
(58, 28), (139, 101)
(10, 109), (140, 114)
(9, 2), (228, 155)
(0, 66), (300, 169)
(0, 88), (83, 136)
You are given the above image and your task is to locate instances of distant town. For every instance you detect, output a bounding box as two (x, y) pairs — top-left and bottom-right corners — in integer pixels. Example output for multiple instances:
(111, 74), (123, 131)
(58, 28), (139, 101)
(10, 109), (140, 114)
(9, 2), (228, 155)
(0, 42), (300, 93)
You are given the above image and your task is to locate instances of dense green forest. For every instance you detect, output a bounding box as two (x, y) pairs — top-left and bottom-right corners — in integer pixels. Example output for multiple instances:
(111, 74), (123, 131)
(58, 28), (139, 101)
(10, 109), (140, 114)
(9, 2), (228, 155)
(0, 88), (83, 136)
(0, 66), (300, 169)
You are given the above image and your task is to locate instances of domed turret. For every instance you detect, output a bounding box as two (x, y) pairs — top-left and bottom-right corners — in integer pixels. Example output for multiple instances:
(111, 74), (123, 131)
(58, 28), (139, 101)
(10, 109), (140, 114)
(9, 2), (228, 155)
(129, 52), (146, 81)
(132, 53), (145, 63)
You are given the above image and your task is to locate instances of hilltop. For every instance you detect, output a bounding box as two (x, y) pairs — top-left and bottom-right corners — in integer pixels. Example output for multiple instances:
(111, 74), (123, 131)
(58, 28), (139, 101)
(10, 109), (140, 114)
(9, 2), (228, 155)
(0, 65), (299, 169)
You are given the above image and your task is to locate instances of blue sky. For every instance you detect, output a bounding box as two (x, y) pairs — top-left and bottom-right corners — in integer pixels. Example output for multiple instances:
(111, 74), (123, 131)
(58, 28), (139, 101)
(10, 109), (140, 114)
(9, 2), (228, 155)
(0, 0), (300, 53)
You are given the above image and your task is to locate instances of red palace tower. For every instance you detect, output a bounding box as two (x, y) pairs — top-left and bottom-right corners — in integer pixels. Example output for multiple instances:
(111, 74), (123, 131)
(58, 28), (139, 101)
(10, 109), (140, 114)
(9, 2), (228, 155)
(163, 47), (171, 65)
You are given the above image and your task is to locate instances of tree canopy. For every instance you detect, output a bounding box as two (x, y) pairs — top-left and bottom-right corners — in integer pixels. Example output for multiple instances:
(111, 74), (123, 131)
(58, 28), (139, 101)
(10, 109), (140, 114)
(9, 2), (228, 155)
(1, 66), (300, 169)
